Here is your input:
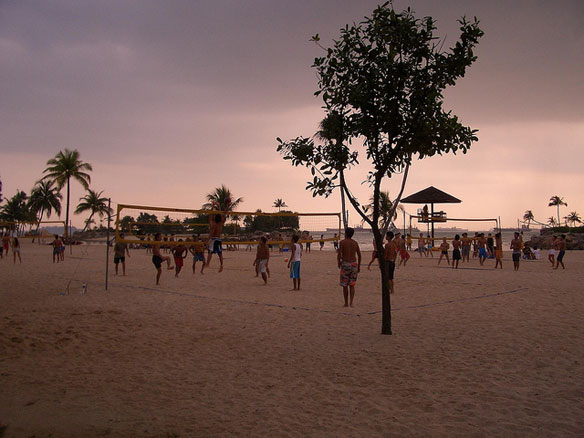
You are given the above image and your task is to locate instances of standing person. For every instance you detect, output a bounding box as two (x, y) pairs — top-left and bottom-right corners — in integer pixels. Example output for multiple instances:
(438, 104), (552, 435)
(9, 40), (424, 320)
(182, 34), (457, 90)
(12, 236), (22, 264)
(59, 236), (65, 261)
(287, 235), (302, 290)
(486, 233), (495, 258)
(461, 233), (471, 263)
(203, 203), (228, 273)
(384, 231), (397, 295)
(319, 234), (325, 251)
(438, 237), (450, 265)
(367, 238), (378, 270)
(253, 236), (270, 285)
(417, 233), (426, 257)
(51, 234), (62, 263)
(113, 232), (130, 275)
(494, 232), (503, 269)
(333, 233), (339, 252)
(2, 233), (10, 259)
(396, 232), (410, 267)
(406, 233), (413, 251)
(452, 234), (462, 269)
(554, 234), (566, 270)
(152, 233), (173, 285)
(426, 234), (433, 258)
(510, 232), (521, 271)
(189, 234), (205, 274)
(172, 239), (188, 277)
(305, 232), (312, 253)
(478, 233), (488, 266)
(548, 235), (557, 266)
(472, 232), (479, 259)
(338, 227), (361, 307)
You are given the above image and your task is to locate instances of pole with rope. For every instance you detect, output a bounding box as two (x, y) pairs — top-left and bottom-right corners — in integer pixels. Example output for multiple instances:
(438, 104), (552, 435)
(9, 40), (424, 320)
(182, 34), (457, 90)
(105, 198), (111, 291)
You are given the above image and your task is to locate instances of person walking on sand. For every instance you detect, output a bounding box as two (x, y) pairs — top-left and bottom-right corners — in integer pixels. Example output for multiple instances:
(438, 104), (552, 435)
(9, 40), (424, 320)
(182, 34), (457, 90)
(510, 232), (521, 271)
(548, 235), (557, 266)
(438, 237), (450, 266)
(452, 234), (462, 269)
(384, 231), (397, 294)
(152, 233), (173, 285)
(202, 202), (228, 273)
(2, 233), (10, 259)
(114, 232), (130, 275)
(426, 234), (433, 258)
(12, 236), (22, 264)
(554, 234), (566, 270)
(396, 233), (410, 267)
(338, 227), (361, 307)
(253, 236), (270, 285)
(287, 235), (302, 290)
(494, 232), (503, 269)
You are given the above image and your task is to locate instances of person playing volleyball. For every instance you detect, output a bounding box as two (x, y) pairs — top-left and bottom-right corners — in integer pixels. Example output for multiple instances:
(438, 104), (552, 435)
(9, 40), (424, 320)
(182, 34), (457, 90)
(152, 232), (173, 285)
(202, 201), (229, 273)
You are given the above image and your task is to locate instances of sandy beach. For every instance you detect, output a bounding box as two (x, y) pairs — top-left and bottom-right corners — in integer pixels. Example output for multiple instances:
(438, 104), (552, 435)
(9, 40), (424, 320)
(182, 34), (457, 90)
(1, 241), (583, 437)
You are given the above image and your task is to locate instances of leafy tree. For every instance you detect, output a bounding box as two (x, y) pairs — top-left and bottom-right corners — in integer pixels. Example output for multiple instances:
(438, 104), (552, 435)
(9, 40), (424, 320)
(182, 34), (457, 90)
(135, 212), (159, 235)
(548, 196), (567, 225)
(29, 180), (63, 236)
(277, 3), (483, 334)
(74, 189), (112, 233)
(565, 211), (581, 227)
(366, 191), (404, 232)
(547, 217), (558, 227)
(202, 185), (243, 212)
(42, 149), (92, 239)
(273, 198), (288, 212)
(119, 215), (135, 232)
(0, 190), (34, 234)
(243, 209), (299, 233)
(523, 210), (535, 228)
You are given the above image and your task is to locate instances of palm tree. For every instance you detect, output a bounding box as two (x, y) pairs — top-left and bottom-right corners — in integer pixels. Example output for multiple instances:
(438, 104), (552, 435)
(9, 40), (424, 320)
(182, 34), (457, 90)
(42, 149), (92, 239)
(565, 211), (581, 227)
(75, 189), (111, 233)
(273, 198), (288, 212)
(523, 210), (534, 229)
(548, 196), (567, 225)
(0, 190), (34, 234)
(547, 217), (558, 227)
(202, 185), (243, 212)
(29, 180), (62, 235)
(368, 191), (402, 233)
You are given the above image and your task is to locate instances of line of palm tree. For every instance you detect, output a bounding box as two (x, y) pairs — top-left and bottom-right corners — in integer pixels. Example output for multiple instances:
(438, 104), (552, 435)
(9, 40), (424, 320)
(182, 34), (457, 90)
(28, 180), (62, 236)
(548, 195), (567, 226)
(75, 189), (112, 233)
(42, 149), (92, 239)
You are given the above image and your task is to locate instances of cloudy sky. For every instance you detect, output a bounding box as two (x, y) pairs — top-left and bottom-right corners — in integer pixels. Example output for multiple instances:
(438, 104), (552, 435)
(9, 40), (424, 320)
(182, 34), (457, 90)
(1, 0), (582, 229)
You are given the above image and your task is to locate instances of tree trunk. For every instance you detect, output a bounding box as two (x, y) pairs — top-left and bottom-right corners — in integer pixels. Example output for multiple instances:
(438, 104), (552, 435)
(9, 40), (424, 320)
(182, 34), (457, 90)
(81, 212), (94, 233)
(36, 208), (45, 244)
(340, 185), (348, 229)
(557, 205), (560, 225)
(373, 228), (392, 335)
(65, 177), (70, 241)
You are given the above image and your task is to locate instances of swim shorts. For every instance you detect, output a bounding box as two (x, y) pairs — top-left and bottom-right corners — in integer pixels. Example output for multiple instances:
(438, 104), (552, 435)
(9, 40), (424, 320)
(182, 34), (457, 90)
(462, 246), (470, 256)
(479, 248), (488, 258)
(289, 261), (301, 279)
(386, 260), (395, 280)
(340, 262), (358, 287)
(208, 238), (222, 254)
(258, 259), (268, 274)
(114, 255), (125, 264)
(557, 250), (565, 262)
(400, 250), (410, 260)
(496, 249), (503, 259)
(512, 251), (520, 262)
(193, 252), (205, 262)
(453, 248), (461, 260)
(549, 249), (555, 256)
(152, 255), (163, 269)
(174, 255), (183, 268)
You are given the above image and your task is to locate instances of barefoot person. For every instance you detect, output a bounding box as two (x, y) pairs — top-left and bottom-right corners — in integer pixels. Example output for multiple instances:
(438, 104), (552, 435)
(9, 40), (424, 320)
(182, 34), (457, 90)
(384, 231), (397, 294)
(189, 234), (205, 274)
(338, 227), (361, 307)
(494, 232), (503, 269)
(203, 203), (228, 273)
(12, 236), (22, 264)
(2, 233), (10, 259)
(478, 233), (488, 266)
(461, 233), (471, 263)
(152, 232), (173, 285)
(172, 239), (188, 277)
(554, 234), (566, 270)
(417, 233), (426, 257)
(452, 234), (461, 269)
(287, 235), (302, 290)
(438, 237), (450, 266)
(114, 233), (130, 275)
(253, 236), (270, 285)
(51, 234), (62, 263)
(548, 235), (557, 266)
(510, 232), (521, 271)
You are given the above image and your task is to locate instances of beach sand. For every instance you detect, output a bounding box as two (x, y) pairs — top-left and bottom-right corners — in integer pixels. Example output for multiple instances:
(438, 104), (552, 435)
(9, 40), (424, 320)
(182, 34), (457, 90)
(1, 241), (583, 437)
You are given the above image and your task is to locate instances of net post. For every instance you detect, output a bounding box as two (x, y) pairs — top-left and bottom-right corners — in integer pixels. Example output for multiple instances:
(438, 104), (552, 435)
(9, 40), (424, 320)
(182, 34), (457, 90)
(105, 198), (112, 291)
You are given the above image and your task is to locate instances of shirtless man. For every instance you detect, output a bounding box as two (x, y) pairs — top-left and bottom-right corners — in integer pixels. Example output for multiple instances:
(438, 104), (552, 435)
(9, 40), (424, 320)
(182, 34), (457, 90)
(152, 232), (173, 285)
(367, 238), (378, 270)
(461, 233), (471, 263)
(438, 237), (450, 266)
(338, 228), (362, 307)
(172, 239), (188, 277)
(494, 232), (503, 269)
(554, 234), (566, 270)
(2, 233), (10, 259)
(384, 231), (397, 294)
(202, 203), (228, 273)
(510, 232), (521, 271)
(114, 232), (130, 275)
(189, 234), (205, 274)
(478, 233), (488, 266)
(452, 235), (462, 269)
(253, 236), (270, 285)
(417, 233), (426, 257)
(51, 234), (62, 263)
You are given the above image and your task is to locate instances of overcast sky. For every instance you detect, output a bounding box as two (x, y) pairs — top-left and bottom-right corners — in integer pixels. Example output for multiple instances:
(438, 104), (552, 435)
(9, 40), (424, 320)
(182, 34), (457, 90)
(1, 0), (582, 229)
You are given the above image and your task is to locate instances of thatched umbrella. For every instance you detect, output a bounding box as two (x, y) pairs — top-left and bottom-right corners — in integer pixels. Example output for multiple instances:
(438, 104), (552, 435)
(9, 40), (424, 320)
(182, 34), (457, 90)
(401, 186), (461, 239)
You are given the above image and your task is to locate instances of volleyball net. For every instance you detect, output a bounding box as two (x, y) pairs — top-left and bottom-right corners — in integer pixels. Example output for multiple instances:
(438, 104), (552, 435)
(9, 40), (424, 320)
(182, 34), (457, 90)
(114, 203), (341, 246)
